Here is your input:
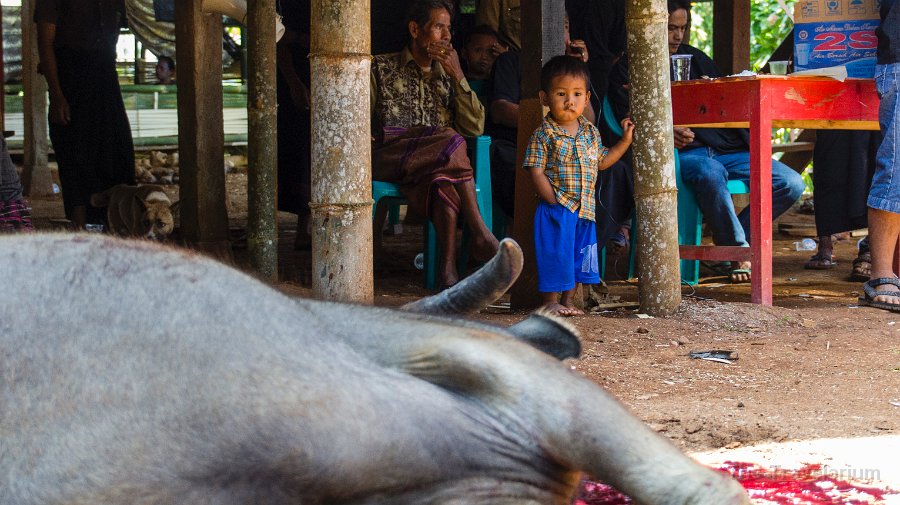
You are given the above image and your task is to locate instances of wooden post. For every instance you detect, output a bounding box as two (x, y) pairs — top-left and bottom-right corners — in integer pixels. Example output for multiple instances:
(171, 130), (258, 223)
(175, 0), (231, 259)
(246, 0), (279, 280)
(20, 0), (53, 197)
(309, 0), (373, 303)
(712, 0), (750, 75)
(626, 0), (682, 315)
(509, 0), (565, 310)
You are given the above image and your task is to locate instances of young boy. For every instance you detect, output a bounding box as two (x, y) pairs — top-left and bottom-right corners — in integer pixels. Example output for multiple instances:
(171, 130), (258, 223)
(523, 55), (634, 316)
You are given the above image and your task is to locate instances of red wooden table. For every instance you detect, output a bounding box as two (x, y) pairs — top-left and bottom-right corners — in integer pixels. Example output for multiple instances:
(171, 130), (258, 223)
(670, 76), (879, 305)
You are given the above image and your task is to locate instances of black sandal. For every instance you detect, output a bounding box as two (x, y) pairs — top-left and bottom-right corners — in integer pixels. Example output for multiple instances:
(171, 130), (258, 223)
(859, 277), (900, 312)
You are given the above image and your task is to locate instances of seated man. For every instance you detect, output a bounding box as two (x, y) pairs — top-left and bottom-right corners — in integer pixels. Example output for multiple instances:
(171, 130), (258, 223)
(0, 135), (34, 233)
(459, 24), (504, 107)
(607, 0), (806, 283)
(371, 0), (499, 289)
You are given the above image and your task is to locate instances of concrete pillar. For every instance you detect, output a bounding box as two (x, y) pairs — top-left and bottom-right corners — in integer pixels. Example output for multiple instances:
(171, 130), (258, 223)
(309, 0), (373, 303)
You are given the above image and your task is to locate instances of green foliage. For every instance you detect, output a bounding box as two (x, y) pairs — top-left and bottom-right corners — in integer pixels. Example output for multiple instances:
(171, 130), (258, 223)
(689, 0), (796, 71)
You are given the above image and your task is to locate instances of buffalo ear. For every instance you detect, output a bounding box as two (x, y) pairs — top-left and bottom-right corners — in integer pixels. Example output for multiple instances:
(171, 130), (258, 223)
(507, 312), (581, 360)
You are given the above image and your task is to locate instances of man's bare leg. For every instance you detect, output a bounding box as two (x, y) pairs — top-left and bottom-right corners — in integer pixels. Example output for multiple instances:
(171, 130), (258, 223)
(454, 179), (499, 261)
(866, 207), (900, 306)
(431, 201), (459, 288)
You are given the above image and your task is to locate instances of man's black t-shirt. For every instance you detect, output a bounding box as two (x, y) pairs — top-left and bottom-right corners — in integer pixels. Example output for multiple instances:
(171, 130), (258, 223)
(486, 50), (521, 144)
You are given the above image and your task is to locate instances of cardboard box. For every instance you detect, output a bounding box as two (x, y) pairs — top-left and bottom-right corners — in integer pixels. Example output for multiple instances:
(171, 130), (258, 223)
(793, 0), (880, 78)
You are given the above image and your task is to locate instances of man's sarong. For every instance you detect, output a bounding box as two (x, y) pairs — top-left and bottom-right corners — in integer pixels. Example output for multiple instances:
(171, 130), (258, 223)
(372, 125), (473, 218)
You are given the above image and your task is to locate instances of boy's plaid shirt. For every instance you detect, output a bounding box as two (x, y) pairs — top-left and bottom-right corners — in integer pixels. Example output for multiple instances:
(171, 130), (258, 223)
(523, 114), (608, 221)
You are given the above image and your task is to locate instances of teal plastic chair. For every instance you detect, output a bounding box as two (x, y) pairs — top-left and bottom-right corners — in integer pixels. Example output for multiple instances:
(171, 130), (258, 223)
(372, 135), (493, 290)
(600, 96), (749, 284)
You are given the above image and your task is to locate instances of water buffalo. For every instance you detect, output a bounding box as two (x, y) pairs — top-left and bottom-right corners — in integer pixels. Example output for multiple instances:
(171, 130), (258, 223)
(0, 234), (749, 505)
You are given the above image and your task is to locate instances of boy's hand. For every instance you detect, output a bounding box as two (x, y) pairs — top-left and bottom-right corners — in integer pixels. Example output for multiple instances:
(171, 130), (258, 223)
(620, 118), (635, 143)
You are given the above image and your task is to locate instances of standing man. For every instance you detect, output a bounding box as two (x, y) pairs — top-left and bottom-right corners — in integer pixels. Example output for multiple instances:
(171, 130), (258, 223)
(35, 0), (135, 231)
(276, 0), (313, 250)
(859, 0), (900, 311)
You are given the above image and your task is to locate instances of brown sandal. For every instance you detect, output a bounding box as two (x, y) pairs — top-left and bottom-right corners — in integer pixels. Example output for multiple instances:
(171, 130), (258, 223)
(850, 250), (871, 281)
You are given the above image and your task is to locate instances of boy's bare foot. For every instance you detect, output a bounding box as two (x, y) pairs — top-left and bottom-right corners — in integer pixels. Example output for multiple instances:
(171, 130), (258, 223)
(540, 302), (584, 317)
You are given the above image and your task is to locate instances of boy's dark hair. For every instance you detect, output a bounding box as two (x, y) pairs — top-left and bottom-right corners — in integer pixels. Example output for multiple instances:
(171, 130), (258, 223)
(406, 0), (454, 33)
(540, 55), (591, 93)
(157, 55), (175, 71)
(464, 24), (499, 47)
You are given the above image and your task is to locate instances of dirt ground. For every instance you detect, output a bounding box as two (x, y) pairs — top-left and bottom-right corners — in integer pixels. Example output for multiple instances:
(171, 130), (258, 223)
(26, 168), (899, 458)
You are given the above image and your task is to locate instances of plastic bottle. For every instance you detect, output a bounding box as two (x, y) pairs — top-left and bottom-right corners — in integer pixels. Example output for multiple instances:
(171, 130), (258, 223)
(414, 252), (425, 270)
(794, 238), (816, 251)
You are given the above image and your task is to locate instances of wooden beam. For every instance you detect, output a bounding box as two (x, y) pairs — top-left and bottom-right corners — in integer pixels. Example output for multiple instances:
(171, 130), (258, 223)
(510, 0), (565, 310)
(20, 0), (53, 197)
(712, 0), (750, 75)
(175, 0), (231, 258)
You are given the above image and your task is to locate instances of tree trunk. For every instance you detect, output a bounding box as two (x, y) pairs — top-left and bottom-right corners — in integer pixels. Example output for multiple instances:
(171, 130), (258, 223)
(625, 0), (682, 315)
(309, 0), (373, 303)
(247, 0), (279, 281)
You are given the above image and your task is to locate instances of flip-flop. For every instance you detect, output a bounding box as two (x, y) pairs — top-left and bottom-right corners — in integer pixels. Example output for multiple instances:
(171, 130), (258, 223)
(859, 277), (900, 312)
(804, 251), (837, 270)
(730, 268), (751, 284)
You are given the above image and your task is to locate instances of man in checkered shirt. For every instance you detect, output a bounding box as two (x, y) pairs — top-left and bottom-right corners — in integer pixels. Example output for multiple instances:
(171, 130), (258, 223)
(524, 55), (633, 316)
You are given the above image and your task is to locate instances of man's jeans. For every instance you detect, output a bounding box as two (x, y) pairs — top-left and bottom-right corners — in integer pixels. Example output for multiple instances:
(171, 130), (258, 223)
(679, 147), (806, 246)
(868, 63), (900, 214)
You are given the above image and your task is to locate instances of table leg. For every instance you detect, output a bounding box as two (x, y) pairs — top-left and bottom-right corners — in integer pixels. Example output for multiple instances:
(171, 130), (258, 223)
(749, 89), (773, 305)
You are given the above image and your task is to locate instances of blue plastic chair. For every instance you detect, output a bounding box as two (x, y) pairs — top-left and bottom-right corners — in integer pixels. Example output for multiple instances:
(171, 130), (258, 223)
(372, 135), (493, 290)
(600, 96), (749, 284)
